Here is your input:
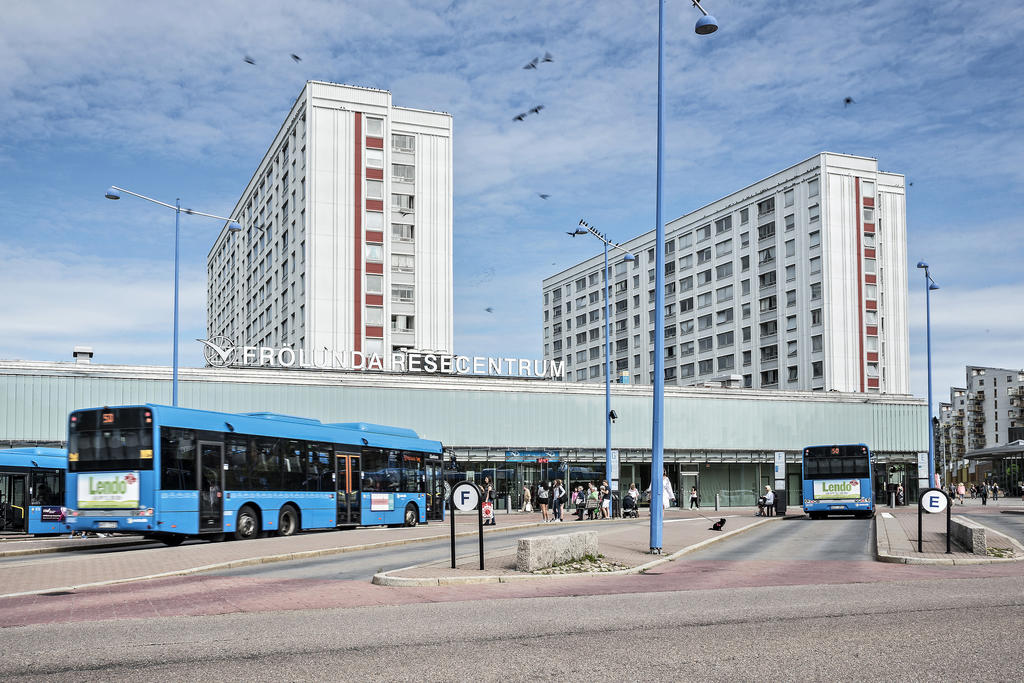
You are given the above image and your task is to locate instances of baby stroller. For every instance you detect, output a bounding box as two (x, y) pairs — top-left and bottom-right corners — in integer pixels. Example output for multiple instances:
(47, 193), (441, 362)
(622, 494), (640, 518)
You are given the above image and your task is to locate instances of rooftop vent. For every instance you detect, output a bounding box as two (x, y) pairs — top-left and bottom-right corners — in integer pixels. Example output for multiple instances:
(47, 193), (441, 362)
(72, 346), (94, 364)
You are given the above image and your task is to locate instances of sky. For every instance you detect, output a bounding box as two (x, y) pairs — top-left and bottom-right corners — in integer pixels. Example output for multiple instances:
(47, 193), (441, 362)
(1, 0), (1022, 410)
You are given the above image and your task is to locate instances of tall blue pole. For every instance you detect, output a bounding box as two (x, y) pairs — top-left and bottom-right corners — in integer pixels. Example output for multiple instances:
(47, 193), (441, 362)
(172, 199), (181, 407)
(650, 0), (667, 552)
(925, 271), (934, 486)
(604, 240), (613, 495)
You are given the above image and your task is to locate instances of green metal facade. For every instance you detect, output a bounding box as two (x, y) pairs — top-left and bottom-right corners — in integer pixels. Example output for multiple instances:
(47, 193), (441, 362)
(0, 362), (928, 455)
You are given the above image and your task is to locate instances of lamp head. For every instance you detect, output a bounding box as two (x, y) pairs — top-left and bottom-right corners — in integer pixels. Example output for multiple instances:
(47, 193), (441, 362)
(929, 283), (940, 291)
(916, 261), (928, 269)
(104, 187), (121, 200)
(695, 14), (718, 34)
(228, 221), (242, 232)
(623, 253), (636, 262)
(608, 409), (618, 423)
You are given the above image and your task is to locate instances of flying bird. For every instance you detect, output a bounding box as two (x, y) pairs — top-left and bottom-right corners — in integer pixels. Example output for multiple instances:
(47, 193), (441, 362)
(243, 56), (256, 65)
(528, 105), (544, 115)
(523, 57), (539, 70)
(843, 96), (855, 107)
(485, 307), (494, 313)
(567, 229), (587, 237)
(513, 112), (527, 121)
(538, 193), (550, 200)
(291, 54), (302, 62)
(542, 51), (554, 63)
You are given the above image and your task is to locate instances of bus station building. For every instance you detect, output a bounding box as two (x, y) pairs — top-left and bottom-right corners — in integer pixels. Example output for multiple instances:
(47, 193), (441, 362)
(0, 359), (928, 508)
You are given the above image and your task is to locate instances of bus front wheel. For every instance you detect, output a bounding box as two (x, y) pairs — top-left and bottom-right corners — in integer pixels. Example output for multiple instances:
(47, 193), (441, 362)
(235, 506), (260, 540)
(277, 505), (299, 536)
(403, 503), (419, 527)
(160, 535), (185, 546)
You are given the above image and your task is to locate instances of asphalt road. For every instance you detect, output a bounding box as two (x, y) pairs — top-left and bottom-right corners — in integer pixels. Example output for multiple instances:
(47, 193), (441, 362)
(3, 575), (1021, 681)
(689, 515), (875, 562)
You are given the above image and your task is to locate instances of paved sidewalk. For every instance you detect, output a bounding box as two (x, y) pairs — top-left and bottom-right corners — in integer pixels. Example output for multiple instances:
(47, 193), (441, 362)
(874, 505), (1023, 565)
(0, 507), (767, 598)
(374, 510), (787, 585)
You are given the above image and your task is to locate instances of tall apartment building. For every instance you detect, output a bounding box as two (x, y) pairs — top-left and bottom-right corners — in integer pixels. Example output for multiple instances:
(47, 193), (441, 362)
(541, 153), (909, 393)
(207, 81), (453, 362)
(936, 365), (1024, 479)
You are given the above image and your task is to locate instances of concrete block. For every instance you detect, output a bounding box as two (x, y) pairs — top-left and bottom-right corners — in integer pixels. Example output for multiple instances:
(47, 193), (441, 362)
(950, 516), (987, 555)
(516, 531), (598, 572)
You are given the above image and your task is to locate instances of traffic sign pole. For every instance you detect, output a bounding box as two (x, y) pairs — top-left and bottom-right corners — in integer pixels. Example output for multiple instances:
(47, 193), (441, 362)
(917, 488), (951, 553)
(478, 498), (484, 570)
(450, 495), (456, 568)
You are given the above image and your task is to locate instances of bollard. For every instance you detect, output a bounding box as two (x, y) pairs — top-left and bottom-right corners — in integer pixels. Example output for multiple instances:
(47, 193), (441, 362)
(506, 495), (511, 514)
(715, 493), (720, 511)
(889, 491), (896, 508)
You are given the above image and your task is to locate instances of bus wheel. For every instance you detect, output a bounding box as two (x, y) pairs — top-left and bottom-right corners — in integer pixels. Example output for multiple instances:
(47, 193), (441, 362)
(160, 535), (185, 546)
(235, 506), (260, 541)
(277, 505), (299, 536)
(403, 503), (419, 528)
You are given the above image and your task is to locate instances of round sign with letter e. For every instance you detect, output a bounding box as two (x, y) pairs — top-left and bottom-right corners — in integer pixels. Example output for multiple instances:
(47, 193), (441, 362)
(921, 489), (948, 514)
(451, 482), (480, 511)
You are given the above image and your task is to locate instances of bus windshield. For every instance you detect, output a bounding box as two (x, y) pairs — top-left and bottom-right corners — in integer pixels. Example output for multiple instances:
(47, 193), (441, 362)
(803, 445), (870, 478)
(68, 407), (154, 472)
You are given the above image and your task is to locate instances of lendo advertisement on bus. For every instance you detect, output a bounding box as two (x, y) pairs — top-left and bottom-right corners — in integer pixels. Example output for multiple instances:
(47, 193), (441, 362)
(78, 472), (140, 509)
(812, 478), (861, 500)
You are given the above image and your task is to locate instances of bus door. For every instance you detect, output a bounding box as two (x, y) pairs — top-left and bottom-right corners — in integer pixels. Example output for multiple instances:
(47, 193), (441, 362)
(198, 442), (224, 532)
(335, 449), (360, 525)
(425, 458), (444, 521)
(0, 472), (27, 532)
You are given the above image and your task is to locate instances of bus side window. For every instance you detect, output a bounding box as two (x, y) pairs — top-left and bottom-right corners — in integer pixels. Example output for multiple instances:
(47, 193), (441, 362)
(160, 428), (197, 490)
(225, 438), (250, 490)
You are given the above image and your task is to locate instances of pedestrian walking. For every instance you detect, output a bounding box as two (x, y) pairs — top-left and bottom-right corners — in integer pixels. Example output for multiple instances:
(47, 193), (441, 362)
(482, 476), (496, 526)
(689, 486), (699, 510)
(645, 470), (676, 510)
(763, 485), (776, 517)
(538, 481), (550, 521)
(992, 483), (999, 501)
(551, 479), (565, 522)
(896, 484), (905, 506)
(522, 484), (532, 513)
(956, 482), (966, 504)
(980, 483), (988, 506)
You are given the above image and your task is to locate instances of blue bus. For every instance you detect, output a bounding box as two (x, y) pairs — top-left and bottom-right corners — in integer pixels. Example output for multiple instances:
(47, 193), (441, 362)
(802, 444), (875, 519)
(63, 405), (445, 544)
(0, 448), (67, 535)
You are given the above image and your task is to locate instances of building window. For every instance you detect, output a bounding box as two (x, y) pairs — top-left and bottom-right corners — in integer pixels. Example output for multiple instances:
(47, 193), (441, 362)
(808, 204), (820, 222)
(366, 274), (383, 294)
(392, 284), (414, 302)
(787, 340), (798, 357)
(759, 271), (777, 289)
(812, 361), (823, 378)
(786, 289), (797, 307)
(760, 320), (777, 336)
(392, 194), (415, 212)
(716, 308), (734, 325)
(678, 232), (693, 249)
(366, 306), (384, 325)
(716, 285), (733, 303)
(717, 331), (734, 347)
(785, 240), (796, 257)
(786, 264), (796, 282)
(718, 355), (735, 371)
(697, 247), (712, 264)
(392, 134), (415, 152)
(366, 244), (384, 262)
(758, 222), (776, 241)
(742, 326), (751, 342)
(716, 239), (733, 257)
(785, 214), (795, 232)
(743, 350), (751, 366)
(366, 118), (384, 136)
(812, 335), (823, 352)
(759, 295), (777, 313)
(716, 262), (733, 279)
(392, 254), (415, 272)
(784, 189), (794, 207)
(392, 223), (414, 241)
(680, 341), (694, 356)
(696, 225), (711, 242)
(366, 212), (384, 230)
(811, 308), (823, 325)
(366, 148), (384, 169)
(758, 247), (776, 265)
(808, 178), (819, 197)
(760, 369), (779, 386)
(698, 337), (713, 353)
(698, 314), (713, 330)
(864, 258), (876, 274)
(697, 269), (712, 286)
(810, 282), (822, 300)
(758, 197), (775, 216)
(680, 363), (695, 378)
(698, 292), (712, 308)
(391, 314), (415, 332)
(679, 275), (693, 292)
(787, 366), (798, 382)
(715, 216), (732, 234)
(699, 359), (714, 375)
(679, 319), (694, 335)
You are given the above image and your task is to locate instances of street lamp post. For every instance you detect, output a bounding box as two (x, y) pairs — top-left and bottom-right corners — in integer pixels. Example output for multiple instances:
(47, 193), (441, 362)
(104, 186), (241, 407)
(572, 221), (635, 504)
(917, 261), (940, 487)
(650, 1), (718, 553)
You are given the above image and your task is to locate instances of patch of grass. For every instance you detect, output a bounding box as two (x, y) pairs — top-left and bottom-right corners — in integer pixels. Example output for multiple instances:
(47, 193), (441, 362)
(986, 547), (1013, 558)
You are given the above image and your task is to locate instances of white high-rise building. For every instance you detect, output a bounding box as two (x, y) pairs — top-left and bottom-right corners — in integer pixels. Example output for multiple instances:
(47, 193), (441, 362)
(542, 152), (909, 393)
(207, 81), (453, 361)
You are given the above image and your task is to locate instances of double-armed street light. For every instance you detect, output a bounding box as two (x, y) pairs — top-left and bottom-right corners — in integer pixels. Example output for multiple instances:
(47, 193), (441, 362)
(105, 186), (241, 406)
(571, 220), (636, 504)
(650, 0), (718, 553)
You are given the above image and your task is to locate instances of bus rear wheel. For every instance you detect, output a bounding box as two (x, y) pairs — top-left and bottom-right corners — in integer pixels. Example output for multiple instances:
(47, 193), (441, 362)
(277, 505), (299, 536)
(160, 535), (185, 546)
(403, 503), (419, 527)
(234, 506), (260, 541)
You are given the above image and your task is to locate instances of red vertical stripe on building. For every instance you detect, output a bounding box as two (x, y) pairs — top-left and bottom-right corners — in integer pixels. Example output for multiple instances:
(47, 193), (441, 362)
(353, 114), (363, 353)
(855, 177), (865, 392)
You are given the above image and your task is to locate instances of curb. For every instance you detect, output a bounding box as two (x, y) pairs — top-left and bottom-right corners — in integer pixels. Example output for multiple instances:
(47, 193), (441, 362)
(371, 516), (780, 587)
(0, 539), (151, 559)
(0, 517), (632, 600)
